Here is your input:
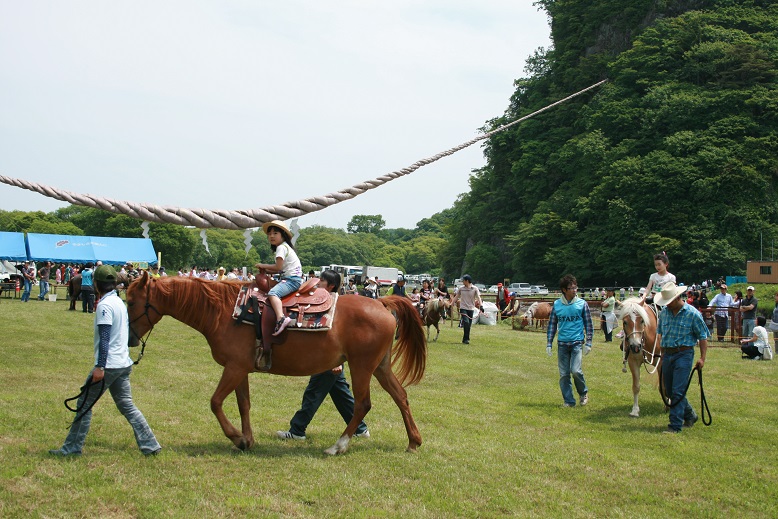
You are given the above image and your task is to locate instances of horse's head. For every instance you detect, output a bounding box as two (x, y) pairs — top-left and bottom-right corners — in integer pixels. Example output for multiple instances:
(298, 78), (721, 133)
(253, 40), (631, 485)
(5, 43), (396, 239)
(520, 315), (529, 329)
(615, 298), (651, 350)
(126, 271), (164, 346)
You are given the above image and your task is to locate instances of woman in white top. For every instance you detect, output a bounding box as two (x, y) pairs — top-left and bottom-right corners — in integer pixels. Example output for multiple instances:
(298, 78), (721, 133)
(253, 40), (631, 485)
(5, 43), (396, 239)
(740, 315), (773, 360)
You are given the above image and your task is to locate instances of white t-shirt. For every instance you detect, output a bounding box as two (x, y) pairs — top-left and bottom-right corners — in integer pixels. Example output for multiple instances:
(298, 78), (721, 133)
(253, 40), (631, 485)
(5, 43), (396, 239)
(649, 272), (677, 294)
(753, 326), (772, 359)
(93, 290), (133, 369)
(275, 243), (303, 278)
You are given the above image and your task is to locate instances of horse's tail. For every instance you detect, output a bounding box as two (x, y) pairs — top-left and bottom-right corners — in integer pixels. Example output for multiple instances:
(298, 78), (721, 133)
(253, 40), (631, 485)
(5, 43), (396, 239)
(381, 296), (427, 386)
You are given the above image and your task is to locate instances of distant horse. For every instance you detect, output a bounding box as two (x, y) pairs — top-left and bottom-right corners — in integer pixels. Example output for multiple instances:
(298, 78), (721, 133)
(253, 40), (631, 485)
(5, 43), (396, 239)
(614, 298), (663, 418)
(68, 270), (131, 310)
(67, 274), (81, 310)
(422, 298), (450, 342)
(126, 273), (427, 455)
(520, 302), (552, 330)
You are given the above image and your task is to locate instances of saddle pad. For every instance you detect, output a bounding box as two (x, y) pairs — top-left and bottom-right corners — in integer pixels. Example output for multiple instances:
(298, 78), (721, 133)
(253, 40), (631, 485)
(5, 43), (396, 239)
(232, 286), (338, 331)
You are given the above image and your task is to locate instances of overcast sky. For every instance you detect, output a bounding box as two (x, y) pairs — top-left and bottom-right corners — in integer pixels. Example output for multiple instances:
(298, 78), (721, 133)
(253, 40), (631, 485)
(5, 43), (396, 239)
(0, 1), (550, 231)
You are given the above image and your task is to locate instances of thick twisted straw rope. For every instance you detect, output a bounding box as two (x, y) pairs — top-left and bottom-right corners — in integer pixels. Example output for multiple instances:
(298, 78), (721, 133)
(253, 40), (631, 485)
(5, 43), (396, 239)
(0, 80), (606, 230)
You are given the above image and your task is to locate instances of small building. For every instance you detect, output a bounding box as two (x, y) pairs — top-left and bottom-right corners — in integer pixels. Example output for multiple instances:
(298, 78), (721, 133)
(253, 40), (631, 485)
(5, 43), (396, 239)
(746, 260), (778, 284)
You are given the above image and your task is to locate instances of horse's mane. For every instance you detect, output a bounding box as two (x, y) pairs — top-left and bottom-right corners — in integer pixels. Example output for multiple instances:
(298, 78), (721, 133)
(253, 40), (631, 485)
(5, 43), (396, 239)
(524, 301), (540, 317)
(615, 297), (649, 323)
(154, 276), (244, 330)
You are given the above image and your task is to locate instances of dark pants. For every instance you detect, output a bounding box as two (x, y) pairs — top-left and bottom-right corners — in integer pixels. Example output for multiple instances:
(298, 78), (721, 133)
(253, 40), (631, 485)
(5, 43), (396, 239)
(741, 344), (761, 359)
(601, 316), (612, 342)
(81, 286), (95, 313)
(289, 369), (368, 437)
(460, 309), (475, 342)
(715, 315), (728, 341)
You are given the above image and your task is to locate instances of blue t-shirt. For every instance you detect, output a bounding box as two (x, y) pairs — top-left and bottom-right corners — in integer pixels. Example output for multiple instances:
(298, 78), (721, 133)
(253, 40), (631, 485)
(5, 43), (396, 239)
(81, 268), (94, 287)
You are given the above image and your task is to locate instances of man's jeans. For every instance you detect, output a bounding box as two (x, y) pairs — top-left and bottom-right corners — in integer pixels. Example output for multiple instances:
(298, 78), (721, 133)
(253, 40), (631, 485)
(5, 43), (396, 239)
(58, 366), (160, 455)
(21, 279), (31, 301)
(742, 318), (755, 342)
(557, 341), (588, 406)
(662, 349), (697, 431)
(289, 369), (368, 437)
(38, 280), (49, 300)
(81, 286), (95, 313)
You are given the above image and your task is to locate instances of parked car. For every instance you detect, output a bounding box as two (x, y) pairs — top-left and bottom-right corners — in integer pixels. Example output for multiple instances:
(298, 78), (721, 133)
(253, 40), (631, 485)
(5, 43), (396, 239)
(487, 285), (499, 293)
(474, 283), (487, 291)
(509, 283), (532, 296)
(530, 285), (549, 295)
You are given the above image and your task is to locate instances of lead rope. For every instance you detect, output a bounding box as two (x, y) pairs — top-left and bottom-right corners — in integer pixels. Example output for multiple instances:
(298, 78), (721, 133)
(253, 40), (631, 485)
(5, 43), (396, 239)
(0, 81), (607, 229)
(659, 365), (711, 426)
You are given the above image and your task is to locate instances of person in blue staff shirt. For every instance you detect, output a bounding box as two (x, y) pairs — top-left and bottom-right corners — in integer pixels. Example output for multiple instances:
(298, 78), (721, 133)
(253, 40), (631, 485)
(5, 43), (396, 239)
(546, 274), (593, 407)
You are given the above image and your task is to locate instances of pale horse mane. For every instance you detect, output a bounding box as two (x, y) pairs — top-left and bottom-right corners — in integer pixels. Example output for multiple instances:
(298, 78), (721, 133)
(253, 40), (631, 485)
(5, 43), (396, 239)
(614, 297), (649, 324)
(523, 301), (540, 318)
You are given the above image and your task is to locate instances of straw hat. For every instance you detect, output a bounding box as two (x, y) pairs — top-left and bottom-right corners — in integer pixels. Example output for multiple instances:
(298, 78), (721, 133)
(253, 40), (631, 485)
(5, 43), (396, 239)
(261, 220), (292, 241)
(653, 282), (687, 306)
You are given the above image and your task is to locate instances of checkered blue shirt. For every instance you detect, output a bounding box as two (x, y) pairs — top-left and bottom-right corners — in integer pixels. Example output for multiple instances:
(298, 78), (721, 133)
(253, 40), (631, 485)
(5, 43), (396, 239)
(657, 302), (709, 348)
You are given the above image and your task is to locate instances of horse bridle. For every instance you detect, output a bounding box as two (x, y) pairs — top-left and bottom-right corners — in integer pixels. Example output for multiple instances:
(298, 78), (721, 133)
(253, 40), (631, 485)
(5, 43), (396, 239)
(622, 308), (660, 373)
(128, 280), (162, 365)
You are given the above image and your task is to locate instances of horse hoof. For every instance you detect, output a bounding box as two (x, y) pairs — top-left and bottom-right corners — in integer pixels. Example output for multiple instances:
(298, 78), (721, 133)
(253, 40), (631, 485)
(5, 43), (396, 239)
(622, 367), (627, 373)
(406, 445), (418, 453)
(236, 438), (249, 451)
(629, 412), (639, 418)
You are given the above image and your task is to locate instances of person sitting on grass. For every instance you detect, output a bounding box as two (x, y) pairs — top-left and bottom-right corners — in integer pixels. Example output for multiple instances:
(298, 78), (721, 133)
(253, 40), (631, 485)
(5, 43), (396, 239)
(740, 315), (773, 360)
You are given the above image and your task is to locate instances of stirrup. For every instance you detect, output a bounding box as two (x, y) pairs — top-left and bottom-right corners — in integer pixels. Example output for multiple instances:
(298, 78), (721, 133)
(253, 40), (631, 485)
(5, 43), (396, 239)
(256, 350), (272, 371)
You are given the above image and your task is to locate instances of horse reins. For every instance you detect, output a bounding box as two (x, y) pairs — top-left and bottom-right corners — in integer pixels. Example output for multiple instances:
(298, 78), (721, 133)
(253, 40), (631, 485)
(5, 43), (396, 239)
(623, 306), (661, 374)
(128, 280), (162, 365)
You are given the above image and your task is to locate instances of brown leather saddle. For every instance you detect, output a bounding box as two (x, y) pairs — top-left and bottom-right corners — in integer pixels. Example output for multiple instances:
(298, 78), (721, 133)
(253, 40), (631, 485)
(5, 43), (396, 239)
(233, 276), (335, 371)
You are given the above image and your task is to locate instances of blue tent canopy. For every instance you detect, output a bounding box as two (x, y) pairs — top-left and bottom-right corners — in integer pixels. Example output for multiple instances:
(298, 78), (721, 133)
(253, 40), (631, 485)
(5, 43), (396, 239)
(25, 234), (157, 265)
(0, 231), (28, 261)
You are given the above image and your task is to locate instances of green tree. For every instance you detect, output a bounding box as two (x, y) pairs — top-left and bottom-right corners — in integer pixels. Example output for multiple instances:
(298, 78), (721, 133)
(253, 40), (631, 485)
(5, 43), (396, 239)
(347, 215), (385, 234)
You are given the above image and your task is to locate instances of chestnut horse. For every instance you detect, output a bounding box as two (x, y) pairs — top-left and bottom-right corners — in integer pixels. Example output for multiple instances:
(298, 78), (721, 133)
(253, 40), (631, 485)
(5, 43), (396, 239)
(126, 273), (427, 455)
(520, 302), (552, 330)
(614, 298), (663, 417)
(422, 298), (450, 342)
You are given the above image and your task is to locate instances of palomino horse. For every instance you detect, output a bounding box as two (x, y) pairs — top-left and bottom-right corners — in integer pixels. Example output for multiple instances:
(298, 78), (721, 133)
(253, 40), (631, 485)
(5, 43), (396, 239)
(126, 273), (427, 455)
(520, 302), (552, 330)
(422, 298), (450, 342)
(614, 298), (663, 417)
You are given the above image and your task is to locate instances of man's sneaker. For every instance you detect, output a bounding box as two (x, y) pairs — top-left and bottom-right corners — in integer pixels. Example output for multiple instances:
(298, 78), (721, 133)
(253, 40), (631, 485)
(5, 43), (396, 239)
(580, 394), (589, 406)
(662, 427), (680, 434)
(276, 430), (306, 440)
(48, 449), (81, 457)
(272, 317), (293, 336)
(355, 430), (370, 438)
(562, 403), (575, 408)
(683, 414), (699, 428)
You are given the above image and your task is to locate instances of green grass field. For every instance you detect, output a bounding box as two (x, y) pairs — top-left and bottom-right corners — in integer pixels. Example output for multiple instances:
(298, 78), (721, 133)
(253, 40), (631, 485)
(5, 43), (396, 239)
(1, 296), (777, 518)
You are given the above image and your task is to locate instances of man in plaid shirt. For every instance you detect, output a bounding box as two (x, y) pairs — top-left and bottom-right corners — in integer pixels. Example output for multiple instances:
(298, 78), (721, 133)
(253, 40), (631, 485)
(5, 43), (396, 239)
(654, 281), (709, 433)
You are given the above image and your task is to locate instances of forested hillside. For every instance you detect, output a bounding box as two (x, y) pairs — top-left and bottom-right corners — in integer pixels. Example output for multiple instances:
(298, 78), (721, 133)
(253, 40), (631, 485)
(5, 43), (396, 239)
(440, 0), (778, 286)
